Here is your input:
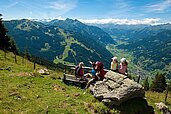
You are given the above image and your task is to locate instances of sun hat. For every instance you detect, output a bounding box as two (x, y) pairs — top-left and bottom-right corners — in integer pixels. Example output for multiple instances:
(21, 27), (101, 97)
(112, 56), (117, 60)
(120, 58), (126, 63)
(79, 62), (84, 66)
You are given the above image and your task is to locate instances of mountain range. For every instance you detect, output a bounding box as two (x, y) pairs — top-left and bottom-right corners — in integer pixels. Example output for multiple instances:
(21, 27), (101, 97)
(95, 23), (171, 78)
(3, 18), (171, 78)
(4, 19), (115, 68)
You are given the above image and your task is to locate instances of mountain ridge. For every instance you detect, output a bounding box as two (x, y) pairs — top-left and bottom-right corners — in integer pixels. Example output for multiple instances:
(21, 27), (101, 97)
(94, 23), (171, 78)
(4, 18), (115, 68)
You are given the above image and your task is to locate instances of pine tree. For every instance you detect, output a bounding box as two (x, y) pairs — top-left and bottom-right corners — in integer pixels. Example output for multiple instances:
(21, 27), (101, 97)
(0, 14), (18, 53)
(0, 14), (8, 50)
(169, 80), (171, 91)
(151, 72), (167, 92)
(143, 77), (149, 91)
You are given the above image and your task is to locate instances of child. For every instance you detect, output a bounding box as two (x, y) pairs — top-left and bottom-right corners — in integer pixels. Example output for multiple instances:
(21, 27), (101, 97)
(89, 61), (96, 77)
(84, 61), (96, 79)
(110, 56), (118, 72)
(118, 58), (128, 76)
(84, 61), (105, 90)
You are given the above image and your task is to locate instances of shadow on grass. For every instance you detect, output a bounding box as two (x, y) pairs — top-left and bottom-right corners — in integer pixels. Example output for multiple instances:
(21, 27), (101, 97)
(106, 97), (155, 114)
(63, 80), (87, 89)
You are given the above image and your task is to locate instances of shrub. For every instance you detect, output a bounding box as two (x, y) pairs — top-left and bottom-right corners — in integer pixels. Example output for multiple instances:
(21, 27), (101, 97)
(151, 72), (167, 92)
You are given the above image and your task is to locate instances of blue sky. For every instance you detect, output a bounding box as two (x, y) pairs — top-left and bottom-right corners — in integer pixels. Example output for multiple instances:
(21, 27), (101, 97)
(1, 0), (171, 24)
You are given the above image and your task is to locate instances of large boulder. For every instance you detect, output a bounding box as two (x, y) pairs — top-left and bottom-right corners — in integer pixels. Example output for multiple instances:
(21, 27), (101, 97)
(90, 71), (145, 105)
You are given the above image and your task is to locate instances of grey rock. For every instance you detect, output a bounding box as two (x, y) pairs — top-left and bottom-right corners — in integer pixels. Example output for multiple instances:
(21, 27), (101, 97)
(91, 71), (145, 105)
(38, 68), (50, 75)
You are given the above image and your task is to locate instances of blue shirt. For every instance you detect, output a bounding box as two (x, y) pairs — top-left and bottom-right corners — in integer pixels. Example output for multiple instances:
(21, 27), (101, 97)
(91, 69), (96, 76)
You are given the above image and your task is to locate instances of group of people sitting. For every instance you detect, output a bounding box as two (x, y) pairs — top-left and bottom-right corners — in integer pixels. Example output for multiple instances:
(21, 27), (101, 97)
(74, 57), (128, 89)
(110, 57), (128, 76)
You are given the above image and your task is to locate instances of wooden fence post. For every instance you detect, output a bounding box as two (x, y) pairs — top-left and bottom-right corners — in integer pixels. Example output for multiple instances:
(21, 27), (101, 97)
(137, 75), (141, 83)
(63, 65), (67, 82)
(34, 58), (36, 70)
(165, 83), (170, 103)
(14, 52), (17, 64)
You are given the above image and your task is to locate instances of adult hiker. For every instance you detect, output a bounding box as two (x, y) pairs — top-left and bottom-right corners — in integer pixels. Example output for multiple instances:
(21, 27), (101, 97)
(118, 58), (128, 76)
(75, 62), (86, 80)
(95, 61), (106, 80)
(110, 56), (118, 72)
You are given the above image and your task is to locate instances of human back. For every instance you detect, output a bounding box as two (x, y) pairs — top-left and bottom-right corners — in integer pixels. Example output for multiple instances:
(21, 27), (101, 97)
(75, 62), (84, 77)
(110, 56), (118, 71)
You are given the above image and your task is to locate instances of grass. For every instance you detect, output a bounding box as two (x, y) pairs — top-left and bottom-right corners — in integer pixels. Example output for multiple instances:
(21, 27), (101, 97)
(146, 91), (171, 113)
(16, 20), (32, 32)
(0, 50), (110, 114)
(54, 29), (93, 65)
(1, 50), (171, 114)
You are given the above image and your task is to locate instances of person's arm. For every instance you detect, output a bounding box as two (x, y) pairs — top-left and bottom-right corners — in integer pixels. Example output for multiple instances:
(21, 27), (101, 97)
(110, 62), (112, 70)
(120, 63), (122, 69)
(125, 68), (128, 76)
(116, 63), (119, 70)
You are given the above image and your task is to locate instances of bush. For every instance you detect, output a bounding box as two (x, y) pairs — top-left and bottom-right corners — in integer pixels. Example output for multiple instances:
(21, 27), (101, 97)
(151, 72), (167, 92)
(143, 77), (149, 91)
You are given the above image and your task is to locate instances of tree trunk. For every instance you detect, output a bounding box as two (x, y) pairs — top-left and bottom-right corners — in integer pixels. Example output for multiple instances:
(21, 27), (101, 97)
(165, 84), (169, 103)
(4, 50), (6, 60)
(137, 75), (141, 83)
(34, 58), (36, 70)
(14, 52), (17, 63)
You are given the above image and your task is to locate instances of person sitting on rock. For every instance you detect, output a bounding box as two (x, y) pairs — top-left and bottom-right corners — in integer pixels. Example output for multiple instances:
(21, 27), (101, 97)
(84, 61), (105, 90)
(110, 56), (118, 72)
(118, 58), (128, 76)
(95, 61), (106, 80)
(89, 61), (96, 77)
(84, 61), (97, 89)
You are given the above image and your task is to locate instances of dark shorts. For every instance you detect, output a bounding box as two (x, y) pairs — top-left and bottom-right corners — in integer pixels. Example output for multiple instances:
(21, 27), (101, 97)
(111, 69), (118, 72)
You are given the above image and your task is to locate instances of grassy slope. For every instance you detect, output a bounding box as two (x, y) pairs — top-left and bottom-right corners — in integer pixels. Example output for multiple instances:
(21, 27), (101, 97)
(146, 91), (171, 113)
(0, 50), (108, 114)
(54, 29), (93, 65)
(0, 50), (171, 114)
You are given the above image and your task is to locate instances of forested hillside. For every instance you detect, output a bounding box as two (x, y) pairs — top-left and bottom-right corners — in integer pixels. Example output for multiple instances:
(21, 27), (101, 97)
(4, 19), (115, 68)
(96, 23), (171, 78)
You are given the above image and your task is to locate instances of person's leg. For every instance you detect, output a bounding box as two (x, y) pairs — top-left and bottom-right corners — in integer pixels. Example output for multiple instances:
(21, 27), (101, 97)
(85, 78), (95, 89)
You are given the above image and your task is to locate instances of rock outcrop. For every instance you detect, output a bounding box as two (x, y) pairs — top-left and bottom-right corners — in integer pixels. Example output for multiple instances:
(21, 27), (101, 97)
(90, 71), (145, 105)
(38, 68), (50, 75)
(155, 102), (171, 114)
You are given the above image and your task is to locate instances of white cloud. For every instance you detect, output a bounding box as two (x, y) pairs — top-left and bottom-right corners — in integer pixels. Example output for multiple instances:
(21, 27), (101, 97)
(56, 16), (64, 20)
(78, 18), (161, 25)
(7, 1), (18, 8)
(47, 0), (77, 12)
(146, 0), (171, 12)
(114, 0), (130, 9)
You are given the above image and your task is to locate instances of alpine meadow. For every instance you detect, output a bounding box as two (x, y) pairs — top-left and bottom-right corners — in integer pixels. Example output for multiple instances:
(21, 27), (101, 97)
(1, 0), (171, 114)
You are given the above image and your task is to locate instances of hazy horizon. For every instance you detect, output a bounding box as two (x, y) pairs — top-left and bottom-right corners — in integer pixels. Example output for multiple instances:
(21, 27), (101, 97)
(1, 0), (171, 25)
